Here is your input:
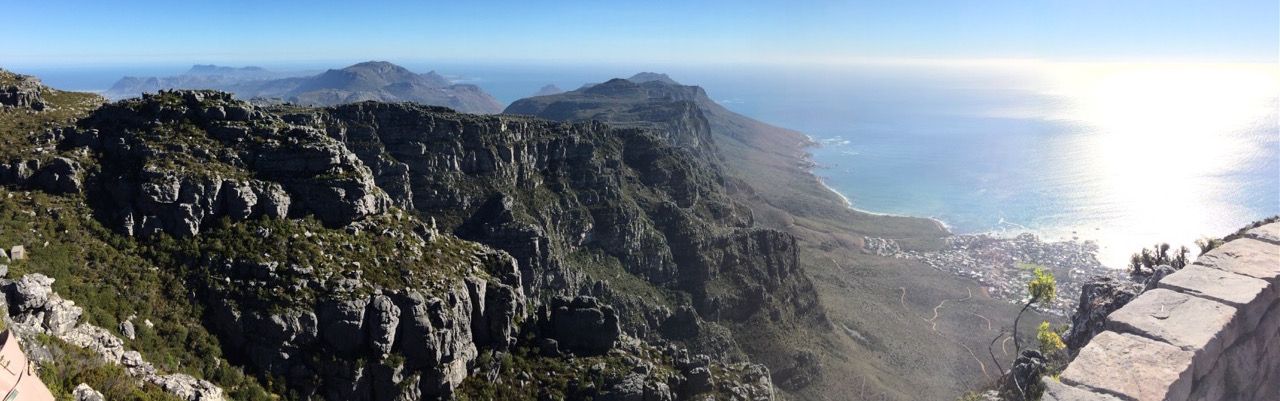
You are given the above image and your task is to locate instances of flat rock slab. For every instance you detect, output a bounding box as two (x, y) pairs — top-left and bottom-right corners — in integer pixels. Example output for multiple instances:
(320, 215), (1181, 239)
(1195, 238), (1279, 285)
(1041, 378), (1123, 401)
(1107, 288), (1237, 351)
(1158, 265), (1270, 307)
(1061, 331), (1193, 401)
(1245, 222), (1280, 245)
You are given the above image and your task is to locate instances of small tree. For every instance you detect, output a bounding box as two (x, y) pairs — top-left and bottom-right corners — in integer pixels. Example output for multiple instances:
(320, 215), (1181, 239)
(1036, 321), (1065, 355)
(1195, 237), (1224, 256)
(1128, 242), (1191, 276)
(1014, 267), (1056, 353)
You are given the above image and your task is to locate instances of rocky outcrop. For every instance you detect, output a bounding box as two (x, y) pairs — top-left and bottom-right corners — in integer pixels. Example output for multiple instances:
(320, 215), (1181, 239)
(310, 102), (810, 317)
(0, 274), (225, 401)
(202, 245), (528, 400)
(0, 69), (45, 111)
(1064, 277), (1141, 354)
(73, 383), (106, 401)
(1051, 222), (1280, 401)
(12, 86), (786, 400)
(548, 296), (621, 355)
(68, 90), (388, 237)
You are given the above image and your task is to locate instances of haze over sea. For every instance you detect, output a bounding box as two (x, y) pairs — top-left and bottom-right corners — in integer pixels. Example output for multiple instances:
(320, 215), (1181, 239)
(21, 60), (1280, 267)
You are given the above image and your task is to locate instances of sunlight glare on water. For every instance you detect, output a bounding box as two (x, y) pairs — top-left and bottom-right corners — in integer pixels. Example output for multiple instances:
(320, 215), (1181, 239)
(1042, 63), (1280, 266)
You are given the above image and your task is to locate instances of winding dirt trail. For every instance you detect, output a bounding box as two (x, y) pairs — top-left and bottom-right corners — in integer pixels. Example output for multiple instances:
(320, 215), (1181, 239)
(898, 286), (995, 378)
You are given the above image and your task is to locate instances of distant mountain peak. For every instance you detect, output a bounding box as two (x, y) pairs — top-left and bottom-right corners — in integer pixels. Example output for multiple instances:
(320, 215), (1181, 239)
(103, 61), (501, 113)
(185, 64), (269, 76)
(627, 72), (679, 85)
(345, 60), (404, 70)
(532, 84), (563, 97)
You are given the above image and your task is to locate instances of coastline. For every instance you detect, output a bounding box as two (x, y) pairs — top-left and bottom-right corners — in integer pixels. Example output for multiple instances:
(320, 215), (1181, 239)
(807, 153), (952, 235)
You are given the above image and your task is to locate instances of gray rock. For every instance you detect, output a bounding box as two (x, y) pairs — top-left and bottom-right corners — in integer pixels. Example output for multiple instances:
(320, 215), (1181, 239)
(44, 296), (84, 336)
(204, 106), (226, 120)
(366, 295), (400, 357)
(1064, 277), (1141, 353)
(31, 157), (83, 194)
(319, 298), (369, 356)
(1158, 264), (1271, 329)
(644, 381), (675, 401)
(1244, 222), (1280, 245)
(151, 373), (226, 401)
(8, 273), (55, 311)
(219, 181), (258, 220)
(684, 366), (713, 394)
(600, 373), (646, 401)
(1142, 264), (1177, 292)
(1060, 331), (1193, 401)
(225, 105), (252, 121)
(550, 296), (621, 355)
(1002, 350), (1045, 398)
(539, 338), (560, 357)
(1039, 378), (1122, 401)
(1105, 289), (1236, 358)
(121, 319), (137, 340)
(73, 383), (106, 401)
(1195, 238), (1280, 285)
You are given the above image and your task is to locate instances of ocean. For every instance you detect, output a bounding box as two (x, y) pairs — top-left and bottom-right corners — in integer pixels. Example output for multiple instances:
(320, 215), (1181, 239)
(15, 61), (1279, 267)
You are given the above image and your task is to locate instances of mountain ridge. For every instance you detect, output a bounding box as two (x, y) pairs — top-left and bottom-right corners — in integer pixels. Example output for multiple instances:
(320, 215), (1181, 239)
(103, 61), (504, 114)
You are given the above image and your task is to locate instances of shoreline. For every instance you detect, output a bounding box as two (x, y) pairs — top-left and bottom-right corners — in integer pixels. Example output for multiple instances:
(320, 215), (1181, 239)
(803, 142), (1128, 271)
(812, 170), (954, 234)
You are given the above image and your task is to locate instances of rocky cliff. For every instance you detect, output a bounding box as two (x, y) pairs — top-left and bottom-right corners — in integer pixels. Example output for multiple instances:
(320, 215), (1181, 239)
(0, 72), (790, 401)
(504, 72), (1023, 401)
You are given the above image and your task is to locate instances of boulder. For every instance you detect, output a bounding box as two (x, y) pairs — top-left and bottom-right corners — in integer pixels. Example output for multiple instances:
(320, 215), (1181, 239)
(7, 273), (56, 312)
(31, 157), (84, 194)
(1064, 277), (1140, 354)
(550, 296), (621, 355)
(1002, 350), (1045, 398)
(151, 373), (226, 401)
(121, 319), (137, 340)
(684, 366), (713, 394)
(73, 383), (106, 401)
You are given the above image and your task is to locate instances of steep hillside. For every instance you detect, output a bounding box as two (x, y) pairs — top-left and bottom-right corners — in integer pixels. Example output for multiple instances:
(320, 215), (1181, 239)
(506, 74), (1035, 400)
(104, 61), (505, 114)
(1, 68), (798, 400)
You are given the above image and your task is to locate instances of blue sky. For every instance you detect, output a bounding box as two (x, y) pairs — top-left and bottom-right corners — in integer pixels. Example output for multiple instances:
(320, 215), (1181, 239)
(4, 0), (1277, 66)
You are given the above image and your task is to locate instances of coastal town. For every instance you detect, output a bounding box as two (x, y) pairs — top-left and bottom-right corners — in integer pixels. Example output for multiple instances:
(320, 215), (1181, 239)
(864, 233), (1129, 316)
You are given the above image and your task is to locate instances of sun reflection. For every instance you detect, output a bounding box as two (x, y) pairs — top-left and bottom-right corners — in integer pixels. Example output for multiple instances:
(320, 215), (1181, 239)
(1042, 62), (1280, 266)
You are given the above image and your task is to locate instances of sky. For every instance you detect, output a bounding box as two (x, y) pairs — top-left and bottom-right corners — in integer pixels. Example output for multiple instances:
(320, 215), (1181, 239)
(2, 0), (1277, 67)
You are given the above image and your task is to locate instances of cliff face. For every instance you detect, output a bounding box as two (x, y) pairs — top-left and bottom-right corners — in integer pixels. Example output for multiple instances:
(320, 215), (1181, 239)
(504, 73), (1032, 401)
(305, 101), (823, 348)
(0, 79), (799, 400)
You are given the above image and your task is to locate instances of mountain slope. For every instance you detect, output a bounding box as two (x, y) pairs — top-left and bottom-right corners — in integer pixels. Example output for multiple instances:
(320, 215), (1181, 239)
(1, 69), (796, 400)
(506, 74), (1031, 400)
